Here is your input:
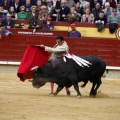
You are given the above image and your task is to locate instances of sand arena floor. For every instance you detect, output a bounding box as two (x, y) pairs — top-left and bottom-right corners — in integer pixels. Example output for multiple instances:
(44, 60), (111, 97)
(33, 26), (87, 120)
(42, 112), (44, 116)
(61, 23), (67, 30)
(0, 73), (120, 120)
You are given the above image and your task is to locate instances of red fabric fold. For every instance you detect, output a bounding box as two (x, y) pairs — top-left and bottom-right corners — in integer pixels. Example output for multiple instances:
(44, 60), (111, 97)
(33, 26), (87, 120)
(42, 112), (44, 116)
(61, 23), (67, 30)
(17, 45), (49, 82)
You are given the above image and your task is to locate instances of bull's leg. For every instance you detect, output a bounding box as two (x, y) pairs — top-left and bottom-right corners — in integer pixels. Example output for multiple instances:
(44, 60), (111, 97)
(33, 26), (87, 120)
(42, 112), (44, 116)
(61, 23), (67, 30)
(90, 82), (96, 96)
(73, 84), (81, 97)
(93, 79), (102, 96)
(54, 84), (64, 96)
(68, 73), (81, 98)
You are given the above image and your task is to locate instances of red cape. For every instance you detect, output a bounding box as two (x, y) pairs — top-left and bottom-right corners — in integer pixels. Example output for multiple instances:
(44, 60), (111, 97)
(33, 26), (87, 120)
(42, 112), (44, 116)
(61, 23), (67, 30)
(17, 45), (49, 82)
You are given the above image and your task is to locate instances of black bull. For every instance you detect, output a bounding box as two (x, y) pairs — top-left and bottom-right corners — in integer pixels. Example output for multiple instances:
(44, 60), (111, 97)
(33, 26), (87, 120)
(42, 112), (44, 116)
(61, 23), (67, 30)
(31, 56), (106, 97)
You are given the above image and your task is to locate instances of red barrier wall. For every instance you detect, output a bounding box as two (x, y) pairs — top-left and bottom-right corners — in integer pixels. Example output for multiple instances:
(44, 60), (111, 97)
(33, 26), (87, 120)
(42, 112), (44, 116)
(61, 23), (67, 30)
(0, 34), (120, 67)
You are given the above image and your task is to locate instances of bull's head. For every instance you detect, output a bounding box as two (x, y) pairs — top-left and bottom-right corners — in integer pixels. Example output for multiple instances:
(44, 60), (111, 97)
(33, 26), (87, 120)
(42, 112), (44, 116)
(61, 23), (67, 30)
(31, 68), (47, 88)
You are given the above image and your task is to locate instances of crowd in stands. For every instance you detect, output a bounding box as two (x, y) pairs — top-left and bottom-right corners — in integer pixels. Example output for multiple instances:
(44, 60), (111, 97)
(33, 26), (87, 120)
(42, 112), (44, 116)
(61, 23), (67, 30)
(0, 0), (120, 36)
(0, 24), (12, 39)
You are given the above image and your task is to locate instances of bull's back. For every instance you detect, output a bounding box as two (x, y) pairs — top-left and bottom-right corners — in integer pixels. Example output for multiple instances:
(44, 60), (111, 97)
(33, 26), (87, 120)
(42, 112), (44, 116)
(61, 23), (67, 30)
(76, 56), (106, 81)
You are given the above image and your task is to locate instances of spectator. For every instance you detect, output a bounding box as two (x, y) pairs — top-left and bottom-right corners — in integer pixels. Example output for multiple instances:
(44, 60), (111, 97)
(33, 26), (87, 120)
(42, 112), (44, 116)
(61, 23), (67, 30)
(81, 8), (94, 23)
(31, 0), (37, 5)
(107, 8), (120, 24)
(2, 0), (9, 10)
(24, 0), (32, 12)
(17, 5), (28, 20)
(10, 0), (21, 13)
(67, 7), (81, 22)
(80, 0), (87, 8)
(51, 4), (61, 21)
(46, 0), (55, 15)
(117, 2), (120, 16)
(94, 10), (107, 32)
(0, 5), (8, 19)
(0, 24), (12, 39)
(60, 0), (70, 21)
(83, 2), (91, 13)
(42, 17), (54, 30)
(73, 0), (79, 4)
(41, 0), (47, 5)
(52, 0), (61, 7)
(15, 22), (26, 29)
(28, 6), (38, 21)
(19, 0), (26, 5)
(28, 17), (38, 32)
(28, 6), (38, 32)
(66, 0), (75, 8)
(1, 13), (15, 28)
(75, 2), (83, 16)
(51, 5), (61, 22)
(9, 0), (15, 6)
(68, 23), (81, 37)
(108, 8), (120, 33)
(9, 6), (17, 19)
(38, 5), (50, 28)
(36, 0), (42, 12)
(0, 0), (3, 5)
(92, 2), (103, 18)
(103, 2), (112, 17)
(90, 0), (102, 10)
(39, 36), (71, 96)
(38, 5), (50, 20)
(103, 0), (117, 8)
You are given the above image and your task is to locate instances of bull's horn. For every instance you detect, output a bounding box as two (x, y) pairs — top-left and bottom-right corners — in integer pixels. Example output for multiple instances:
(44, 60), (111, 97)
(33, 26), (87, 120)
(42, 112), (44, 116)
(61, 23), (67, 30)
(30, 66), (39, 71)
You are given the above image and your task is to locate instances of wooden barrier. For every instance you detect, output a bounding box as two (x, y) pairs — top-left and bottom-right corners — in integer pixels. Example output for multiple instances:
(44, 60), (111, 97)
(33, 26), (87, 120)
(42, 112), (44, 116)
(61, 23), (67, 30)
(13, 20), (120, 39)
(9, 28), (117, 39)
(10, 28), (68, 36)
(0, 34), (120, 67)
(0, 19), (119, 38)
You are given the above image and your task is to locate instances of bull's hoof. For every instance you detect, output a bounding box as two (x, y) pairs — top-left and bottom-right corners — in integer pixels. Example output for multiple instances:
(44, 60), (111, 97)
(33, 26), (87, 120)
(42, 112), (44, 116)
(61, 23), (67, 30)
(67, 91), (71, 96)
(77, 95), (81, 99)
(90, 91), (97, 97)
(90, 92), (93, 96)
(50, 92), (58, 96)
(90, 94), (92, 97)
(90, 94), (96, 98)
(77, 93), (82, 99)
(49, 92), (55, 96)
